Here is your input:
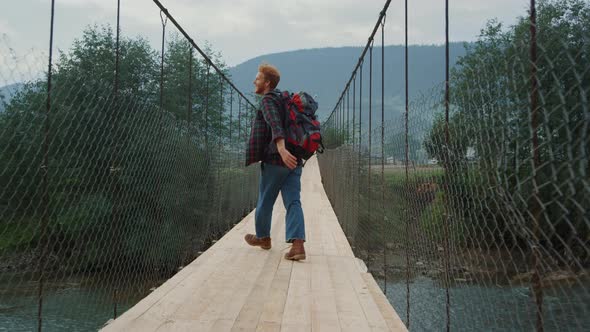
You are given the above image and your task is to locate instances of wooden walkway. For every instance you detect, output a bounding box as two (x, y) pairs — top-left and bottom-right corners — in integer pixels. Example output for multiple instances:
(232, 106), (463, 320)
(102, 156), (407, 332)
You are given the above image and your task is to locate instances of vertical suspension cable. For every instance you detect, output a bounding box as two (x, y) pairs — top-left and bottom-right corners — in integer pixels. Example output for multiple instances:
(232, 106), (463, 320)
(404, 0), (411, 326)
(248, 104), (254, 210)
(331, 107), (336, 199)
(158, 12), (167, 228)
(219, 75), (223, 145)
(443, 0), (452, 330)
(229, 90), (233, 146)
(336, 100), (339, 195)
(343, 96), (346, 143)
(381, 15), (387, 295)
(352, 75), (357, 245)
(114, 0), (121, 96)
(353, 76), (356, 150)
(38, 1), (56, 331)
(228, 89), (233, 220)
(529, 0), (544, 330)
(368, 42), (373, 261)
(217, 75), (225, 232)
(337, 100), (340, 145)
(188, 47), (193, 126)
(205, 63), (210, 160)
(237, 96), (244, 215)
(358, 62), (363, 253)
(187, 45), (196, 258)
(346, 88), (350, 233)
(154, 10), (168, 284)
(340, 99), (346, 144)
(337, 101), (340, 144)
(337, 99), (341, 221)
(347, 89), (350, 141)
(338, 101), (341, 145)
(337, 102), (341, 145)
(202, 61), (214, 245)
(112, 0), (122, 319)
(151, 0), (255, 110)
(159, 13), (167, 113)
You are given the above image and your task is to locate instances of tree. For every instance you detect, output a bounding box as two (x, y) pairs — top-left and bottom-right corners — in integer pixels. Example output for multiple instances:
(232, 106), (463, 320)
(0, 24), (235, 273)
(424, 0), (589, 259)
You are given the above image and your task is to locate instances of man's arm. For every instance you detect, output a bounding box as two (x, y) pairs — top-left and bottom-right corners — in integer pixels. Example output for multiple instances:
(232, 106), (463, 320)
(276, 138), (297, 170)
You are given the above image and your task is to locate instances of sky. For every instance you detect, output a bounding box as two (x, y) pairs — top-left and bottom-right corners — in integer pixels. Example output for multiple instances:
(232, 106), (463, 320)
(0, 0), (530, 84)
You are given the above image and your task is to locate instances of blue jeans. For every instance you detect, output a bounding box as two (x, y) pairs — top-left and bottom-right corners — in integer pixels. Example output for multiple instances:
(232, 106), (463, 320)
(255, 163), (305, 243)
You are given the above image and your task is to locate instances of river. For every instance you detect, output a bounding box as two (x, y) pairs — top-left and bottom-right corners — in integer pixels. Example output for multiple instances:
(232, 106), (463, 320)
(382, 276), (589, 331)
(1, 275), (588, 331)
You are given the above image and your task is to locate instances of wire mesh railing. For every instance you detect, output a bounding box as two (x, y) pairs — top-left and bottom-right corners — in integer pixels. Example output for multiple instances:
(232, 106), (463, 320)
(318, 0), (589, 331)
(0, 1), (259, 331)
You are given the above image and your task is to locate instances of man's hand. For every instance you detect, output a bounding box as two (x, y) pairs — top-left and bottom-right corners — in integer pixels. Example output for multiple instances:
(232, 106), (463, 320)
(276, 138), (297, 170)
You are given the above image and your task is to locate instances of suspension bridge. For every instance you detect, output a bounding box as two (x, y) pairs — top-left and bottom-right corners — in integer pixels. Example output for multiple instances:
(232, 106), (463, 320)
(100, 156), (406, 331)
(0, 0), (588, 331)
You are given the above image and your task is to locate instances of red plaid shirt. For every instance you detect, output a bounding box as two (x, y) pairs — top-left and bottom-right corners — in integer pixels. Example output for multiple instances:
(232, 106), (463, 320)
(246, 89), (286, 167)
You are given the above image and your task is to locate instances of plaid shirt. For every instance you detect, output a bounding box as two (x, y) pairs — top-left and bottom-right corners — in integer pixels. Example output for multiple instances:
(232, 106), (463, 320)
(246, 89), (286, 167)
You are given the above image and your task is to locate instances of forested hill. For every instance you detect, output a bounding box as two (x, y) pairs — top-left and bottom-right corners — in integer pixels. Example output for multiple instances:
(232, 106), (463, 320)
(229, 43), (468, 120)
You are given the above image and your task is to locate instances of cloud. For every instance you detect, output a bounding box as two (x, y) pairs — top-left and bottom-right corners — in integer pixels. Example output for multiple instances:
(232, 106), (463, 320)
(165, 0), (524, 65)
(13, 0), (526, 67)
(0, 19), (17, 38)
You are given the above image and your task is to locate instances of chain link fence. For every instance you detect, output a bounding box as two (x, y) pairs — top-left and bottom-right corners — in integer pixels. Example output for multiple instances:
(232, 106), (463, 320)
(0, 1), (259, 330)
(319, 0), (589, 331)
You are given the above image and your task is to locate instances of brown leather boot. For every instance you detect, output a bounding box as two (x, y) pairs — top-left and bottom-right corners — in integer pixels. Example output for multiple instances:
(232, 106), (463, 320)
(244, 234), (271, 250)
(284, 239), (306, 261)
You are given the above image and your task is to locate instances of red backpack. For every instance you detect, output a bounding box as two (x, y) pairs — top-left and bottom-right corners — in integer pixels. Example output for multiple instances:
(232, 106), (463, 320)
(280, 91), (324, 160)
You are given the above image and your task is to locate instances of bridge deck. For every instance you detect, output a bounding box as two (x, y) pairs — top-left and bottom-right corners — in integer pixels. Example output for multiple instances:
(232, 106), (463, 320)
(102, 156), (407, 332)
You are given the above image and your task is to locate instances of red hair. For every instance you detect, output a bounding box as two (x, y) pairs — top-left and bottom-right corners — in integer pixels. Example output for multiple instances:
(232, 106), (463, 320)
(258, 63), (280, 89)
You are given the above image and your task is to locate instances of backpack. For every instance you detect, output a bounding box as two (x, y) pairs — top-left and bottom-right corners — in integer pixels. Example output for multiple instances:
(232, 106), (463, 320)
(279, 91), (324, 160)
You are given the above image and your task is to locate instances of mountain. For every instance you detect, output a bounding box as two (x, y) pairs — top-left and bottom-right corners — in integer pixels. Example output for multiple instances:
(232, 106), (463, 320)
(229, 43), (469, 121)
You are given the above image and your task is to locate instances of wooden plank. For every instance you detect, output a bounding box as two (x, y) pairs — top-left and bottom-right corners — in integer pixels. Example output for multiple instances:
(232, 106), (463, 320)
(169, 250), (256, 322)
(255, 321), (281, 332)
(336, 256), (389, 330)
(310, 255), (341, 332)
(147, 250), (247, 330)
(280, 258), (312, 331)
(210, 319), (236, 331)
(327, 255), (371, 332)
(281, 324), (311, 332)
(174, 207), (288, 329)
(322, 210), (355, 258)
(230, 243), (283, 330)
(102, 247), (236, 331)
(223, 213), (287, 331)
(362, 274), (408, 332)
(320, 212), (339, 257)
(256, 256), (293, 328)
(102, 156), (406, 332)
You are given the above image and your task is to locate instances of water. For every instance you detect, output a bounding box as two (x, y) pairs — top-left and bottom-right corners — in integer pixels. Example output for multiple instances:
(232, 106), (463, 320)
(383, 276), (590, 332)
(1, 275), (588, 331)
(0, 277), (145, 332)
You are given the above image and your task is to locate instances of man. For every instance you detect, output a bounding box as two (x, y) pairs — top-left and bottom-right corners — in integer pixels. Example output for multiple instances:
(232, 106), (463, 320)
(244, 63), (306, 261)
